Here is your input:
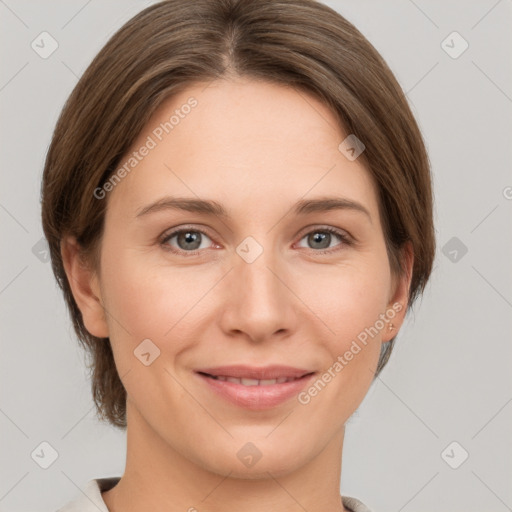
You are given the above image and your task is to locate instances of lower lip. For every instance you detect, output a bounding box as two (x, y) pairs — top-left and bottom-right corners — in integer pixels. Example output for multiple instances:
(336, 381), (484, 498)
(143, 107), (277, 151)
(195, 372), (316, 410)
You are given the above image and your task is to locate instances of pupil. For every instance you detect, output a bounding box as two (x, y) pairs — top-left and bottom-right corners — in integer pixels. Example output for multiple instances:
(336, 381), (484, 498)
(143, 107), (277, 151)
(179, 231), (201, 250)
(310, 232), (330, 249)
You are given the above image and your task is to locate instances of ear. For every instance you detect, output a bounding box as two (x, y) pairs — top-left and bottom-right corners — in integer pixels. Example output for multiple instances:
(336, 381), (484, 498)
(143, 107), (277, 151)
(382, 241), (414, 343)
(61, 236), (109, 339)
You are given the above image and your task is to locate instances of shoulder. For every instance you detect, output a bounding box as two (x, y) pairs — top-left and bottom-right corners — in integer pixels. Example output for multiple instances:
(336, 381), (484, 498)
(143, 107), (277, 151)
(56, 477), (120, 512)
(342, 495), (374, 512)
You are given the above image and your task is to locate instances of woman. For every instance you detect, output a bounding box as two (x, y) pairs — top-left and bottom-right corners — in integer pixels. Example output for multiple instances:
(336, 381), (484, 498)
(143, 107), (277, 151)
(42, 0), (435, 510)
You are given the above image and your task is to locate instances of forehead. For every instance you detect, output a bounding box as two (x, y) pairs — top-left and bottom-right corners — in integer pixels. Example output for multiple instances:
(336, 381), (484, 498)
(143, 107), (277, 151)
(106, 78), (379, 221)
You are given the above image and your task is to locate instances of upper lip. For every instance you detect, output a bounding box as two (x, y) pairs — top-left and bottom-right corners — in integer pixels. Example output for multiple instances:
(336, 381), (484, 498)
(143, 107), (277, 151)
(195, 365), (314, 380)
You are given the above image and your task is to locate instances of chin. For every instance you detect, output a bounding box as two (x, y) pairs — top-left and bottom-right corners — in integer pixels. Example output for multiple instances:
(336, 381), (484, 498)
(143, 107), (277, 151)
(210, 457), (302, 480)
(191, 438), (313, 480)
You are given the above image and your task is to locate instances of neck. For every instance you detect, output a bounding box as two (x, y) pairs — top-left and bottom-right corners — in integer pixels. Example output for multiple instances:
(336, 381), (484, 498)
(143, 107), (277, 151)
(102, 400), (349, 512)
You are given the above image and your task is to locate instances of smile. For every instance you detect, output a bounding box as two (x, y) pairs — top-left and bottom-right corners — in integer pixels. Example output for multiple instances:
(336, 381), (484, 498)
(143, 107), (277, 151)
(201, 374), (304, 386)
(195, 368), (316, 410)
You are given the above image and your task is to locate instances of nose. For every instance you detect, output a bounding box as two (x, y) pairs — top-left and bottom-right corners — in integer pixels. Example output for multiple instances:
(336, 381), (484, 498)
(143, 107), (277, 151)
(218, 242), (298, 343)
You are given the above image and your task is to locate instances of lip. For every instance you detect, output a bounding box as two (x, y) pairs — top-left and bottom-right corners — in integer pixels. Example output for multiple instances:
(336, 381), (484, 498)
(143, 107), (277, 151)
(194, 365), (316, 410)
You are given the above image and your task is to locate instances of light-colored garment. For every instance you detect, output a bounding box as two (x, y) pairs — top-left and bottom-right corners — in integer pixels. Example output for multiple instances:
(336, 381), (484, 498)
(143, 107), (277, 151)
(56, 477), (373, 512)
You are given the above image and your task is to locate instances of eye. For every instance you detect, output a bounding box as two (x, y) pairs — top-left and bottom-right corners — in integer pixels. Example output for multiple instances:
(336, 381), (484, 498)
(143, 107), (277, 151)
(296, 226), (352, 254)
(160, 225), (352, 257)
(161, 227), (214, 254)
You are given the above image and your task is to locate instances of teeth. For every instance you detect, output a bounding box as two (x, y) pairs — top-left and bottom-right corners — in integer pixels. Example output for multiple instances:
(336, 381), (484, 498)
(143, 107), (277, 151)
(209, 375), (300, 386)
(241, 378), (260, 386)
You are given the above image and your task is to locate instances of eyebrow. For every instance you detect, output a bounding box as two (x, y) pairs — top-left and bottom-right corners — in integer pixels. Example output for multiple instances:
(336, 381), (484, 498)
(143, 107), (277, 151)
(136, 196), (372, 222)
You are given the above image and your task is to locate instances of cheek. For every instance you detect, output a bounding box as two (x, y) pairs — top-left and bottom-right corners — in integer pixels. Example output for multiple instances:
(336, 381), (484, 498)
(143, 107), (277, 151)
(99, 248), (209, 353)
(295, 262), (390, 416)
(298, 260), (391, 407)
(295, 256), (392, 342)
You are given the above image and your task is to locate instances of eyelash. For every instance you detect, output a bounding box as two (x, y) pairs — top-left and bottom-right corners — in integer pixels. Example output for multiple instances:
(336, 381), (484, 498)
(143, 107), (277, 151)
(159, 225), (353, 257)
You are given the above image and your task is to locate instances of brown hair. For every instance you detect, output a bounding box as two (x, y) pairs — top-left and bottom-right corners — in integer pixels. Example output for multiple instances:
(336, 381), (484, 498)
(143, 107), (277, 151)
(41, 0), (435, 429)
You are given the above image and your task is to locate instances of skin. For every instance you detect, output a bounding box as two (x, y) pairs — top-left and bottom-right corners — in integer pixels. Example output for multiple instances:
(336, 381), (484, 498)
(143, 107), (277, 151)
(62, 77), (413, 512)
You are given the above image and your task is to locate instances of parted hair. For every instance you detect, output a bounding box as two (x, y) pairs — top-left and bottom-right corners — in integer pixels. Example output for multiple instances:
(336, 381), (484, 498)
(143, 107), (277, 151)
(41, 0), (435, 429)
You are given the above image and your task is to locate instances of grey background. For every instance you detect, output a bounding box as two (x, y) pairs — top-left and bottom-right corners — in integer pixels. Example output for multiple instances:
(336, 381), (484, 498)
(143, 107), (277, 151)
(1, 0), (511, 511)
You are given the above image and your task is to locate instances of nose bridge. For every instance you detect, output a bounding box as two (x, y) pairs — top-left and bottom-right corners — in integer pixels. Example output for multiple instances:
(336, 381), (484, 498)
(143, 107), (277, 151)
(237, 236), (283, 307)
(224, 234), (293, 339)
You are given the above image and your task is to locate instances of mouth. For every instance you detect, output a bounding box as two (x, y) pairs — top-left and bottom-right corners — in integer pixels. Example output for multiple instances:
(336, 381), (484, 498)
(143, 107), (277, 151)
(194, 365), (316, 410)
(197, 372), (313, 386)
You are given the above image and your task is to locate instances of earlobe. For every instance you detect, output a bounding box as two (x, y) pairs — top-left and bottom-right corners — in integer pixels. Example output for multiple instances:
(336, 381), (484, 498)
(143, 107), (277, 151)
(384, 241), (414, 342)
(61, 237), (109, 339)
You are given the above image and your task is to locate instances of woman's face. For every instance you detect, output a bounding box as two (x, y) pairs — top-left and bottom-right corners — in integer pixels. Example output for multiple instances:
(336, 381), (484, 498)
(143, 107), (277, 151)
(73, 77), (411, 477)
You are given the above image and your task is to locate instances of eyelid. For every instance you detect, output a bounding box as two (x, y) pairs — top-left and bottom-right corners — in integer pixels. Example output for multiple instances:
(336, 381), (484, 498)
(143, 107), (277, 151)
(295, 224), (353, 242)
